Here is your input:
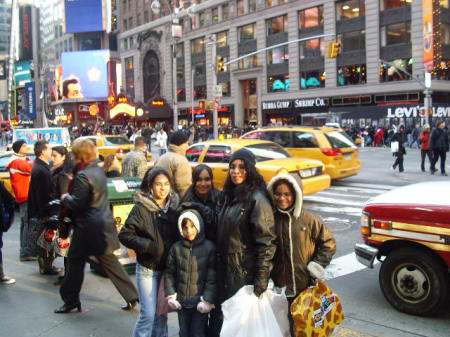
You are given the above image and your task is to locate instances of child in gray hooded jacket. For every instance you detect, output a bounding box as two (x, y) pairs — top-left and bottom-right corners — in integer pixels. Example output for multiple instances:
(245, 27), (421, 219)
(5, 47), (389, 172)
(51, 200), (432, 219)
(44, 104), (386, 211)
(165, 208), (216, 337)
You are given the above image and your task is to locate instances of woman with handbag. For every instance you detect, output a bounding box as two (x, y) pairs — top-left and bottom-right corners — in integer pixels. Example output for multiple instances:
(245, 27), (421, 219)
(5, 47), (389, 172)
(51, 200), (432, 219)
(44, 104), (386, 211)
(119, 167), (180, 337)
(267, 173), (336, 335)
(55, 138), (138, 314)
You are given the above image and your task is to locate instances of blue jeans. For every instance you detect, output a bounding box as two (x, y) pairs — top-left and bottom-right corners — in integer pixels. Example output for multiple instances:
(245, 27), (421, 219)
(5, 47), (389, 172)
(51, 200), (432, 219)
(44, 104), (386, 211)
(133, 264), (168, 337)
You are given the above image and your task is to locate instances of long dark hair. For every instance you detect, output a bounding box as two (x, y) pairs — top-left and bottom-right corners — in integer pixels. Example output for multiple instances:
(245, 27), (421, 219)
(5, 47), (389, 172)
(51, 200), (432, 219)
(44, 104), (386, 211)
(183, 164), (216, 202)
(103, 154), (117, 173)
(52, 146), (74, 174)
(223, 158), (266, 202)
(140, 167), (173, 194)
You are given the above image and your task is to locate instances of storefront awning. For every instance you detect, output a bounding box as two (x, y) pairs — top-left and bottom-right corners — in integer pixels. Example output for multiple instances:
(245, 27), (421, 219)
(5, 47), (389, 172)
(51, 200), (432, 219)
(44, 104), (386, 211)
(110, 103), (136, 119)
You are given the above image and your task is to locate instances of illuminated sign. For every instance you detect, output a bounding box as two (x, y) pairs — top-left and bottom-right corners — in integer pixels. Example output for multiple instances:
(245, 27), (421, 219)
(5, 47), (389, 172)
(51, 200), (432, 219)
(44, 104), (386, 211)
(65, 0), (104, 33)
(151, 100), (165, 106)
(19, 6), (33, 61)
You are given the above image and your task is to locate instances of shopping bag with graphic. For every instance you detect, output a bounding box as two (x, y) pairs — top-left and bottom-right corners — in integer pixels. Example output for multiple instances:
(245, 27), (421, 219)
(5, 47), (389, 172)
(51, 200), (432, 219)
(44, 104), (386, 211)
(221, 285), (289, 337)
(290, 280), (344, 337)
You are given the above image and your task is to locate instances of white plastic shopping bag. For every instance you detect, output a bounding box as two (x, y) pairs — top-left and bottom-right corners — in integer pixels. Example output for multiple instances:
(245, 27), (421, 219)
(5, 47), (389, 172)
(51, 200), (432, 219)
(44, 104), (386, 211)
(390, 141), (399, 153)
(220, 285), (290, 337)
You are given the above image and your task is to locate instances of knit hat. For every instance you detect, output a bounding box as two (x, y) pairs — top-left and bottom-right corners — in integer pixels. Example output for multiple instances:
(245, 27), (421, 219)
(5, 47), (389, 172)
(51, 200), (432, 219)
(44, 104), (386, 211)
(12, 139), (27, 154)
(230, 148), (256, 167)
(169, 130), (188, 146)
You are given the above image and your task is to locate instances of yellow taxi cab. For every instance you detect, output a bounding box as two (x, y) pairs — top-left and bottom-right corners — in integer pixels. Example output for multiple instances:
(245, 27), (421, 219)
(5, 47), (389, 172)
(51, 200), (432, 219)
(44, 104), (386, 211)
(0, 151), (35, 196)
(184, 139), (330, 195)
(241, 126), (361, 180)
(78, 135), (151, 161)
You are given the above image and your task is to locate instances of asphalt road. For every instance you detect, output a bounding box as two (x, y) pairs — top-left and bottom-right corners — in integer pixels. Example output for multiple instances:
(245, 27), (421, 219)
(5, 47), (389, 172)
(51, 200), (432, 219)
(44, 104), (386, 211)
(0, 146), (449, 337)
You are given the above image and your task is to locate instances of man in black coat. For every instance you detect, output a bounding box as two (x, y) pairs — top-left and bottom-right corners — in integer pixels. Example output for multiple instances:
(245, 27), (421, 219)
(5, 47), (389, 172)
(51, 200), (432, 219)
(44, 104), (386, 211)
(430, 120), (449, 176)
(28, 140), (61, 275)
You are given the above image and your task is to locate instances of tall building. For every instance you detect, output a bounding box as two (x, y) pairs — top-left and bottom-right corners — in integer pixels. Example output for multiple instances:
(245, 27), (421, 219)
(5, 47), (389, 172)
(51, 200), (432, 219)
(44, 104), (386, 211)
(118, 0), (450, 128)
(0, 0), (11, 118)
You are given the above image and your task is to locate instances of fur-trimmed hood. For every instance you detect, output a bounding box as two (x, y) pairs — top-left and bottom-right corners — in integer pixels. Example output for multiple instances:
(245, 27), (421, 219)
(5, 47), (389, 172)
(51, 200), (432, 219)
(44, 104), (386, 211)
(267, 173), (303, 219)
(177, 208), (205, 244)
(134, 190), (180, 213)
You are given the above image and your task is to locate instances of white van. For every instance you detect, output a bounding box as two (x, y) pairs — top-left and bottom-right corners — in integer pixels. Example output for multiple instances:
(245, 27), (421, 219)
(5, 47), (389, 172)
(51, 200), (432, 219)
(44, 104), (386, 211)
(12, 127), (71, 148)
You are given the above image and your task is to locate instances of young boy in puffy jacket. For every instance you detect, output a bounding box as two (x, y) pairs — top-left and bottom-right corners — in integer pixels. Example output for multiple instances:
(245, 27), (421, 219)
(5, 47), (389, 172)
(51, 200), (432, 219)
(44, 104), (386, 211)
(165, 208), (216, 337)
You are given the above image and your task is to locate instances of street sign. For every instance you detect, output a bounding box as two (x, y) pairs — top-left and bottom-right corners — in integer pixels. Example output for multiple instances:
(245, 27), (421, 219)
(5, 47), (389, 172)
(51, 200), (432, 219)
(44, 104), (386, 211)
(213, 85), (222, 98)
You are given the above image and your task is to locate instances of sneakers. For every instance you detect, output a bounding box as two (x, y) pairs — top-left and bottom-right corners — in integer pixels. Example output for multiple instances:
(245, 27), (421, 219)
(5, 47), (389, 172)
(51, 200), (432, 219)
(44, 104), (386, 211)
(0, 276), (16, 284)
(442, 172), (448, 176)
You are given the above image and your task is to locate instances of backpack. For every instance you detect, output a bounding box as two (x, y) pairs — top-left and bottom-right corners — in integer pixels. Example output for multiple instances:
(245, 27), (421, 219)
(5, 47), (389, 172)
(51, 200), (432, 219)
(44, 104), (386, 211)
(0, 182), (16, 232)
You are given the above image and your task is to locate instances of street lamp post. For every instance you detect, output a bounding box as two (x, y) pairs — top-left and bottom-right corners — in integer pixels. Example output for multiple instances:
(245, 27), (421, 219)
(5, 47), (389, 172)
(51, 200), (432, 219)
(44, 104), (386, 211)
(149, 0), (196, 130)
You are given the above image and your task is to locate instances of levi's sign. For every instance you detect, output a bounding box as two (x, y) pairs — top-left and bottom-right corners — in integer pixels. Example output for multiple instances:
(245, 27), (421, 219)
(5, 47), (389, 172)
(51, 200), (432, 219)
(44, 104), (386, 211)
(387, 106), (450, 118)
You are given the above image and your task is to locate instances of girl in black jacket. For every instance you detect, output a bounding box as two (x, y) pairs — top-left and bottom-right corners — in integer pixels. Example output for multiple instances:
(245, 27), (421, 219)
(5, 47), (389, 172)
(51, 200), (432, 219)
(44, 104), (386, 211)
(165, 209), (216, 337)
(119, 167), (180, 337)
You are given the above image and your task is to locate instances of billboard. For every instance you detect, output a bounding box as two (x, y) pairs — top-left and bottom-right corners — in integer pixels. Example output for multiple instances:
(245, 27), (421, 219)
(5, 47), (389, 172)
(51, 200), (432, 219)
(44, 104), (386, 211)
(61, 50), (109, 100)
(14, 61), (32, 87)
(25, 82), (36, 119)
(0, 60), (6, 80)
(19, 5), (33, 61)
(423, 0), (434, 72)
(65, 0), (104, 33)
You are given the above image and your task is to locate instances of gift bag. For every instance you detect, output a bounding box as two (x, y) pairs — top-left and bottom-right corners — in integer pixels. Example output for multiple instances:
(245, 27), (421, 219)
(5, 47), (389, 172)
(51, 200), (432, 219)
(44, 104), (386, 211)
(390, 141), (399, 153)
(54, 229), (73, 257)
(221, 285), (290, 337)
(290, 280), (344, 337)
(37, 228), (56, 254)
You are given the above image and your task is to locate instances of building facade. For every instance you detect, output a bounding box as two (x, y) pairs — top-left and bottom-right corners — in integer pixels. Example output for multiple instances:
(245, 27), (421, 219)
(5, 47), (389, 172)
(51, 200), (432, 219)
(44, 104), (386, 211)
(118, 0), (450, 128)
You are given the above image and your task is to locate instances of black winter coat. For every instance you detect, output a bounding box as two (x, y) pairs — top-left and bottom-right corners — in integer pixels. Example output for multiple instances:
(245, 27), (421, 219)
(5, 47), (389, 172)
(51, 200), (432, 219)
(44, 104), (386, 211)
(51, 165), (71, 200)
(62, 161), (119, 257)
(430, 128), (449, 152)
(216, 188), (276, 303)
(119, 191), (180, 270)
(392, 131), (407, 155)
(165, 212), (216, 307)
(28, 158), (52, 219)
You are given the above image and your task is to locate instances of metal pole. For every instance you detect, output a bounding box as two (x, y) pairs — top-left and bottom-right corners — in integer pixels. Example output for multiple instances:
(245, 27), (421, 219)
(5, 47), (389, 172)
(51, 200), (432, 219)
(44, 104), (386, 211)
(211, 37), (218, 140)
(191, 67), (194, 124)
(172, 43), (178, 129)
(424, 88), (431, 126)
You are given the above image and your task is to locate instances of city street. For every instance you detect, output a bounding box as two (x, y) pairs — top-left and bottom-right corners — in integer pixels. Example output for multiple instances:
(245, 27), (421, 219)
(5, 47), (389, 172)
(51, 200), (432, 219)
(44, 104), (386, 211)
(0, 147), (449, 337)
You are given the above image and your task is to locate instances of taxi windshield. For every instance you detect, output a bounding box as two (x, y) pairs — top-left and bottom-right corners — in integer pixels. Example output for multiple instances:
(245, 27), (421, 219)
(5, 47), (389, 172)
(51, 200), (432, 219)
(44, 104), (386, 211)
(104, 137), (132, 146)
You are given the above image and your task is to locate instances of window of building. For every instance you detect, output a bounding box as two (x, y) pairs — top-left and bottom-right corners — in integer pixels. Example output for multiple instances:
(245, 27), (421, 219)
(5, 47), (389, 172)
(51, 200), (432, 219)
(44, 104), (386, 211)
(336, 0), (365, 20)
(300, 70), (326, 89)
(221, 82), (231, 97)
(194, 85), (207, 100)
(222, 4), (230, 20)
(238, 54), (259, 69)
(338, 30), (366, 51)
(125, 56), (135, 100)
(239, 23), (256, 42)
(267, 15), (288, 35)
(123, 19), (127, 31)
(137, 13), (141, 26)
(128, 17), (133, 29)
(268, 74), (290, 92)
(144, 10), (149, 23)
(193, 61), (205, 76)
(177, 88), (186, 102)
(441, 23), (450, 44)
(380, 0), (411, 10)
(177, 64), (185, 81)
(237, 0), (245, 16)
(191, 37), (205, 54)
(379, 58), (412, 82)
(381, 22), (411, 46)
(175, 42), (184, 58)
(212, 7), (219, 23)
(199, 11), (206, 27)
(217, 31), (228, 47)
(266, 0), (275, 7)
(299, 6), (324, 29)
(249, 0), (257, 13)
(337, 64), (366, 86)
(267, 46), (289, 64)
(299, 38), (324, 59)
(441, 0), (449, 8)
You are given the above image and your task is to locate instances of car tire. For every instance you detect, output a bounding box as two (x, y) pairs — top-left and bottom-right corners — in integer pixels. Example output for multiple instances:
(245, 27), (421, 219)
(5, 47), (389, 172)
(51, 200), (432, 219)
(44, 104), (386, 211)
(379, 247), (448, 316)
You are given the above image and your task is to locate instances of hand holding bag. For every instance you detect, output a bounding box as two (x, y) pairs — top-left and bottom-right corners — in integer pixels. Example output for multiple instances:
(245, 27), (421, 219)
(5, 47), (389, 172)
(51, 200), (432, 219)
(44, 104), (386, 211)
(290, 280), (344, 337)
(390, 141), (399, 153)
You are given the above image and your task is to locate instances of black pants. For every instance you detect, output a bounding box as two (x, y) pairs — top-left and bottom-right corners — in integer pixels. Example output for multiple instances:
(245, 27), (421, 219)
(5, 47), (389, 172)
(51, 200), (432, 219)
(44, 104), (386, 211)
(60, 253), (138, 306)
(421, 149), (433, 171)
(393, 153), (404, 172)
(431, 149), (447, 173)
(178, 307), (208, 337)
(0, 230), (4, 278)
(206, 306), (223, 337)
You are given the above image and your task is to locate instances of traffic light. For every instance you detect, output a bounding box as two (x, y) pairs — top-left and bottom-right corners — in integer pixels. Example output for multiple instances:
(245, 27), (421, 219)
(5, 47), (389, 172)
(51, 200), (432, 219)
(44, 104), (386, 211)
(326, 41), (341, 58)
(198, 100), (205, 110)
(217, 56), (225, 73)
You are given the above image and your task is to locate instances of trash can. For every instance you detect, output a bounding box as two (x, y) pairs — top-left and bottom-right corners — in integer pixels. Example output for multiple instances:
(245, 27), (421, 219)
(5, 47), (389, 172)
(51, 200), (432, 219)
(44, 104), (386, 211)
(89, 177), (141, 276)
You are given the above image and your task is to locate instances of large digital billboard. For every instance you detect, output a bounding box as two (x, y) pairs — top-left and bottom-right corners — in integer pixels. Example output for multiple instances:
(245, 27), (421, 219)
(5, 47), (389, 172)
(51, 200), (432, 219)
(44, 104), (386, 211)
(19, 5), (33, 60)
(65, 0), (103, 33)
(61, 50), (109, 100)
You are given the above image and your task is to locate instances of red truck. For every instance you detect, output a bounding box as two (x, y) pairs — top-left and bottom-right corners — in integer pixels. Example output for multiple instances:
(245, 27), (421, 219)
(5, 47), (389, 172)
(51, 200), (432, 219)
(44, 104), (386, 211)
(354, 181), (450, 316)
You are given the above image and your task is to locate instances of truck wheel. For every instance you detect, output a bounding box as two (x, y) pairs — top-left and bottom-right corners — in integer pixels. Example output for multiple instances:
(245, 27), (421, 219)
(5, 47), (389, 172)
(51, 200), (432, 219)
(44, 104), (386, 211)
(379, 247), (448, 316)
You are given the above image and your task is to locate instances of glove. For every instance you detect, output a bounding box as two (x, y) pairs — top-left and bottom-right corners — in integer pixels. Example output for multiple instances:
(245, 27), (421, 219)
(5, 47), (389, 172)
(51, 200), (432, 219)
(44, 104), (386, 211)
(253, 285), (265, 298)
(167, 295), (182, 310)
(197, 297), (214, 314)
(307, 261), (325, 280)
